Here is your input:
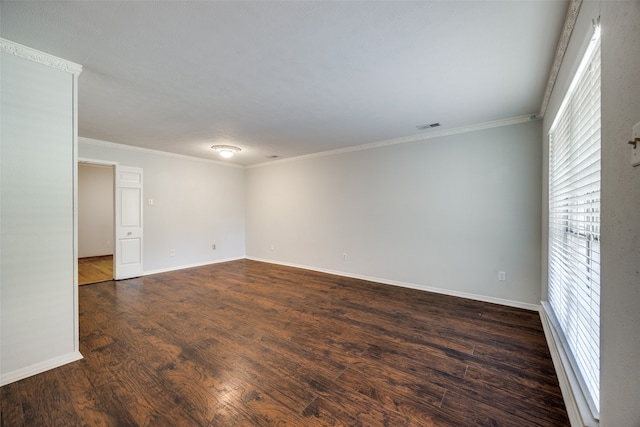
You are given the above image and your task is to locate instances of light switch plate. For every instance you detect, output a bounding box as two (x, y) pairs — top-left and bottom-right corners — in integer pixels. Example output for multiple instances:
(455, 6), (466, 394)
(632, 121), (640, 167)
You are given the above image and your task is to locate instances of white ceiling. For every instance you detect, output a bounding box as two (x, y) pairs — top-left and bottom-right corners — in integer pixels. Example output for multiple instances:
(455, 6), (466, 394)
(1, 1), (568, 166)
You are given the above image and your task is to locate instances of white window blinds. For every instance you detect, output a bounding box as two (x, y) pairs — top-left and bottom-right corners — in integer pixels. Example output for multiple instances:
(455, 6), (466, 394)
(548, 28), (601, 414)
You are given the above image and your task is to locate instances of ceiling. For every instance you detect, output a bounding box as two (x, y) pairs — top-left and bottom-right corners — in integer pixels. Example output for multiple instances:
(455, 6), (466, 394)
(1, 1), (568, 166)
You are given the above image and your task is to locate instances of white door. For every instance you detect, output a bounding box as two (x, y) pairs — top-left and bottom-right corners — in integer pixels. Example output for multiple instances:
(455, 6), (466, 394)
(114, 165), (143, 279)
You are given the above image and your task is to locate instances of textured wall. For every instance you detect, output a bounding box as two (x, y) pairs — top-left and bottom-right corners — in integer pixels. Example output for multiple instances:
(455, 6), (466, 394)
(1, 51), (80, 381)
(599, 2), (640, 425)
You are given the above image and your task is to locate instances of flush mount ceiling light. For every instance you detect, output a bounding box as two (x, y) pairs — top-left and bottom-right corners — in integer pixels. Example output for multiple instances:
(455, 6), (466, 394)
(211, 145), (241, 158)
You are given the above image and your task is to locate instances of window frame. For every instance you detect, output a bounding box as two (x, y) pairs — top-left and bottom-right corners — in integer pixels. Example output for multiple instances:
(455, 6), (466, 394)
(547, 20), (601, 420)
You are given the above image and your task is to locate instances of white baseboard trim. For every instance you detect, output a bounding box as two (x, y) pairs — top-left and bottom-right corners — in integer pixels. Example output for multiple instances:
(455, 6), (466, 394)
(142, 257), (245, 277)
(539, 303), (599, 427)
(246, 257), (540, 311)
(0, 351), (83, 387)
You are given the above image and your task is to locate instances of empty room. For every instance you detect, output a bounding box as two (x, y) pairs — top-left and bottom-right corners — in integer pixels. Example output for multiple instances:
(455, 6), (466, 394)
(1, 1), (639, 426)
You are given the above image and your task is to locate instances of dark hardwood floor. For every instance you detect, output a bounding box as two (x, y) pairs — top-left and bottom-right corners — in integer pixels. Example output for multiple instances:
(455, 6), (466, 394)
(0, 259), (569, 426)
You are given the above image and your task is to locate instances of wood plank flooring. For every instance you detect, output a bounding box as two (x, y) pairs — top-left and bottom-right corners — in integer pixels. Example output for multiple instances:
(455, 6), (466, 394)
(78, 255), (113, 285)
(0, 259), (569, 426)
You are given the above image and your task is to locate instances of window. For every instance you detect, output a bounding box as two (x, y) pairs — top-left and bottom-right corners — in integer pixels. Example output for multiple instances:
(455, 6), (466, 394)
(548, 23), (601, 416)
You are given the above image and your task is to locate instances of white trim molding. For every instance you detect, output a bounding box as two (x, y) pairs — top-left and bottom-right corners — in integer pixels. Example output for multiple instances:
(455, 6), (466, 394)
(142, 257), (245, 277)
(247, 257), (540, 312)
(1, 38), (82, 75)
(248, 113), (540, 169)
(79, 137), (244, 169)
(539, 0), (583, 117)
(0, 351), (83, 387)
(540, 302), (599, 427)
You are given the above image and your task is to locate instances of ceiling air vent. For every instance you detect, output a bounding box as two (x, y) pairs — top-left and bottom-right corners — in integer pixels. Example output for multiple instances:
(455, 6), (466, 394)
(416, 122), (441, 130)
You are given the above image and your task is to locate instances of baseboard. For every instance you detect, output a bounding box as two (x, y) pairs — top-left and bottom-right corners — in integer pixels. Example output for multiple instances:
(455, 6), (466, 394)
(0, 351), (83, 387)
(539, 303), (599, 427)
(246, 257), (540, 311)
(143, 256), (245, 276)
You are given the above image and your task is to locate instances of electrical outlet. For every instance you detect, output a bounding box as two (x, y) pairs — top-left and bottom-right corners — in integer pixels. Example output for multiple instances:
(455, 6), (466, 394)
(212, 244), (216, 250)
(270, 244), (275, 251)
(343, 253), (347, 261)
(498, 271), (506, 281)
(170, 249), (175, 257)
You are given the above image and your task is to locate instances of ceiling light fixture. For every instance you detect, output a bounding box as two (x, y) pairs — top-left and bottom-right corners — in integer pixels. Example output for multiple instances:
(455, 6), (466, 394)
(211, 145), (241, 158)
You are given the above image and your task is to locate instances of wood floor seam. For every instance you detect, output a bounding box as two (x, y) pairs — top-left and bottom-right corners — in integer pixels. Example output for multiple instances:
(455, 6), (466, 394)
(333, 367), (349, 382)
(438, 388), (448, 409)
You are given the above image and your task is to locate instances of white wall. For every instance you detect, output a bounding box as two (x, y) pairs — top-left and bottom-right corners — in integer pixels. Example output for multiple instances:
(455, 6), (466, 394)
(247, 121), (542, 308)
(599, 2), (640, 425)
(542, 2), (640, 425)
(78, 163), (114, 258)
(1, 47), (82, 384)
(78, 138), (246, 273)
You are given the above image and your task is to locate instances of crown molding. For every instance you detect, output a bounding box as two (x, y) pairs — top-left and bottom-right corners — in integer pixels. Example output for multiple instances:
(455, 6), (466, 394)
(1, 38), (82, 75)
(248, 113), (540, 169)
(79, 137), (244, 169)
(83, 113), (539, 171)
(539, 0), (582, 118)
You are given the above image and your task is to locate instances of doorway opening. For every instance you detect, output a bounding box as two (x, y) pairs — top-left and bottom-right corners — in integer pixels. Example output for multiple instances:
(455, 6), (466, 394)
(78, 162), (115, 285)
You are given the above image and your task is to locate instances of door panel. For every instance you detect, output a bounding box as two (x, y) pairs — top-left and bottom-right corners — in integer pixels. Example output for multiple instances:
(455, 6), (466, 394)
(114, 166), (143, 279)
(120, 239), (141, 265)
(121, 188), (141, 227)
